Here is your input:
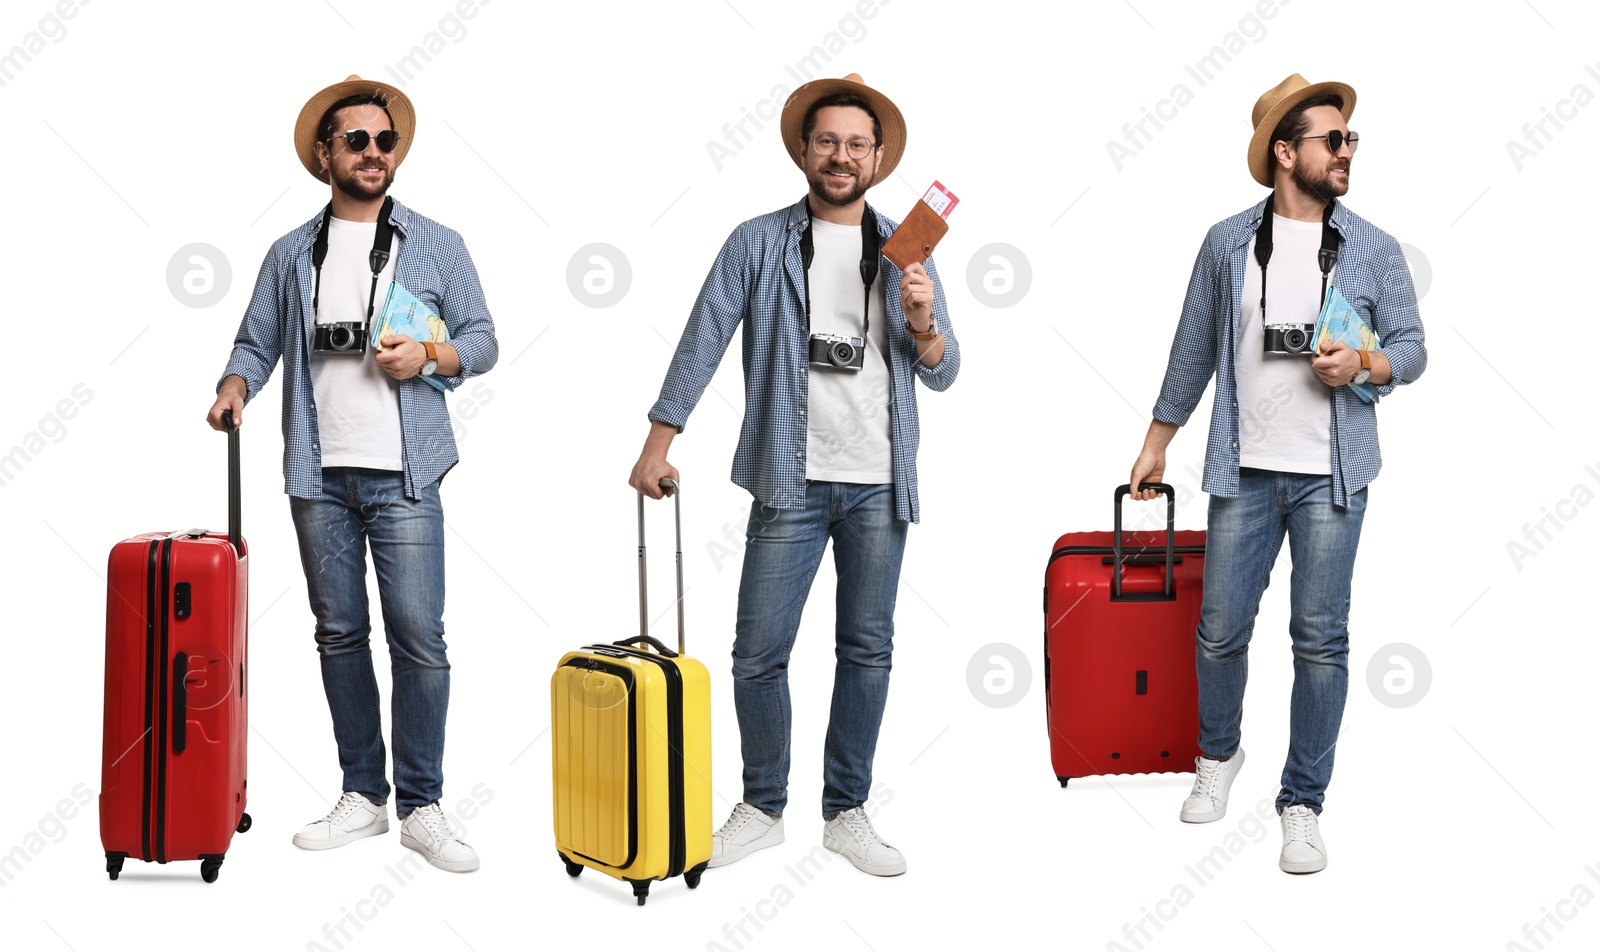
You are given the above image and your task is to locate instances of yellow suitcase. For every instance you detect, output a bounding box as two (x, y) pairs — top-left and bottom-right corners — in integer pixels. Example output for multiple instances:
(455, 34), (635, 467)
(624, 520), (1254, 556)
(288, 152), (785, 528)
(552, 480), (712, 905)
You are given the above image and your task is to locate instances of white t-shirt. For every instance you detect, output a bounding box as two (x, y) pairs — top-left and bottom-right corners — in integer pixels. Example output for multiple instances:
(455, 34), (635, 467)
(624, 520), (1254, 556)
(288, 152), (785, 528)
(804, 217), (892, 483)
(1235, 214), (1332, 475)
(308, 217), (404, 471)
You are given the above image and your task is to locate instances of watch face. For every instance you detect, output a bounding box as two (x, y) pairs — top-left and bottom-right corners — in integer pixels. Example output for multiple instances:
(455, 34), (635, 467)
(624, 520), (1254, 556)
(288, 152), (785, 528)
(422, 360), (438, 376)
(1353, 370), (1370, 385)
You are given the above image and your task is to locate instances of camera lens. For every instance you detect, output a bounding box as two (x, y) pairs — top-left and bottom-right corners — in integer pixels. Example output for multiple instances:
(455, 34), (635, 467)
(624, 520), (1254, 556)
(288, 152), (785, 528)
(1284, 328), (1308, 352)
(329, 326), (353, 351)
(829, 341), (856, 367)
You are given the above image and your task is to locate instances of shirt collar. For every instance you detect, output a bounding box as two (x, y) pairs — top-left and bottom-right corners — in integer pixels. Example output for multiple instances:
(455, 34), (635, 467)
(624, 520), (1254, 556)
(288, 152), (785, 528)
(296, 193), (412, 250)
(1236, 194), (1349, 248)
(786, 193), (892, 238)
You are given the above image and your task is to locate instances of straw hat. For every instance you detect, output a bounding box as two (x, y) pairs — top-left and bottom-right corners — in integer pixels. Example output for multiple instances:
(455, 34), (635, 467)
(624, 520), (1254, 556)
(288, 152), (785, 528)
(780, 73), (906, 183)
(1248, 73), (1356, 187)
(293, 74), (416, 182)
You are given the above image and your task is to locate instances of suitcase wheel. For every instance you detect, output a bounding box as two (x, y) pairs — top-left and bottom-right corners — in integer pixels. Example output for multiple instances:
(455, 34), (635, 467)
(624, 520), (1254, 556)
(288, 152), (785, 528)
(199, 855), (224, 884)
(628, 879), (650, 906)
(236, 813), (252, 834)
(560, 851), (583, 878)
(1058, 777), (1070, 788)
(684, 861), (708, 889)
(105, 852), (126, 881)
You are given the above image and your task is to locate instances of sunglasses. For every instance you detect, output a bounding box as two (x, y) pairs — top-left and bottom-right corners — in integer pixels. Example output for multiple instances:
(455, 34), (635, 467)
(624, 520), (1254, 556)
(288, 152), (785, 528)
(1289, 129), (1359, 153)
(329, 129), (402, 154)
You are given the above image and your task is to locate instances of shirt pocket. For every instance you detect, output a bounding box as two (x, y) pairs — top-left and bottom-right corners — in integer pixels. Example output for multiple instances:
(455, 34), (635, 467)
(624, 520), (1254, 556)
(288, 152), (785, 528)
(392, 253), (448, 328)
(1338, 256), (1383, 338)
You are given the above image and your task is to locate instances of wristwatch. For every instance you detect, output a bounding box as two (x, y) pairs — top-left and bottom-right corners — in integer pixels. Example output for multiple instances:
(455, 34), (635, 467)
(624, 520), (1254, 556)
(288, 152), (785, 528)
(1352, 349), (1372, 386)
(421, 340), (439, 377)
(907, 320), (939, 342)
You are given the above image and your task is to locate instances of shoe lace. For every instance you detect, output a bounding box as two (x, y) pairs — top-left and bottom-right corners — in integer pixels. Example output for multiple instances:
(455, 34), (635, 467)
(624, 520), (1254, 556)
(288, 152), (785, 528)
(322, 792), (367, 824)
(1191, 758), (1223, 799)
(839, 809), (884, 848)
(414, 804), (461, 843)
(717, 804), (758, 839)
(1284, 807), (1316, 843)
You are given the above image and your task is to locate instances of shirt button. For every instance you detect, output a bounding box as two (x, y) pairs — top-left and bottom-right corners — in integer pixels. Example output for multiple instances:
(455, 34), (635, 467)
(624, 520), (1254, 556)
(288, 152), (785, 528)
(796, 451), (804, 459)
(1231, 442), (1238, 449)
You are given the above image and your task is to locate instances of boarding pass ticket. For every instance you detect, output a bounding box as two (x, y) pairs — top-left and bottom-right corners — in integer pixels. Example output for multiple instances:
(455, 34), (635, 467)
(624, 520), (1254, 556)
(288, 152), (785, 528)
(921, 181), (959, 219)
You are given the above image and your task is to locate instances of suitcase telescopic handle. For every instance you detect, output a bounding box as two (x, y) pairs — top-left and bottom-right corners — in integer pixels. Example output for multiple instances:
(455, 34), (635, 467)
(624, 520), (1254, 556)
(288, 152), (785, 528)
(636, 477), (685, 655)
(1112, 482), (1176, 601)
(222, 409), (242, 560)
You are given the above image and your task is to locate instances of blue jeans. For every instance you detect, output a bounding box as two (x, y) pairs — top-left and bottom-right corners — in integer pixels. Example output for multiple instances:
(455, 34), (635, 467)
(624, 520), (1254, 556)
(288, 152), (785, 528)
(288, 467), (449, 815)
(732, 481), (908, 817)
(1196, 468), (1367, 815)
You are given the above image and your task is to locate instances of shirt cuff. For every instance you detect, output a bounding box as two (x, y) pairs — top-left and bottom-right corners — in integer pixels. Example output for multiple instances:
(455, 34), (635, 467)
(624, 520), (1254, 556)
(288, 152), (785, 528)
(648, 399), (691, 432)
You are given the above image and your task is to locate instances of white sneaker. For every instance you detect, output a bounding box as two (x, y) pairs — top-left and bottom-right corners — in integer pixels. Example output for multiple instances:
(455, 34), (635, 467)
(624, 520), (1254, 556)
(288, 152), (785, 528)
(292, 792), (388, 850)
(1180, 749), (1245, 823)
(1279, 804), (1328, 874)
(709, 803), (784, 868)
(823, 807), (906, 877)
(400, 802), (480, 873)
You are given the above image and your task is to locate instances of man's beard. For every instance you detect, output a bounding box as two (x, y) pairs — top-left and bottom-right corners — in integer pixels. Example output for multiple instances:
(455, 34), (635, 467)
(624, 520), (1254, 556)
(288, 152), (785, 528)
(807, 162), (872, 207)
(333, 162), (394, 201)
(1291, 158), (1348, 206)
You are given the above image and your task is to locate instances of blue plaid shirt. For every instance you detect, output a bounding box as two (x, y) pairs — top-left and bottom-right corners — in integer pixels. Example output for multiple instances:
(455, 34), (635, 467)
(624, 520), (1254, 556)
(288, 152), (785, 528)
(649, 197), (961, 523)
(218, 196), (499, 501)
(1153, 197), (1427, 507)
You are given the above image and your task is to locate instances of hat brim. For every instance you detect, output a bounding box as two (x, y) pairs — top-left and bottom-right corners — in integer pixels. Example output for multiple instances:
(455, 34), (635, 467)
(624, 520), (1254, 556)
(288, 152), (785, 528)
(779, 77), (906, 186)
(294, 76), (416, 183)
(1248, 81), (1356, 188)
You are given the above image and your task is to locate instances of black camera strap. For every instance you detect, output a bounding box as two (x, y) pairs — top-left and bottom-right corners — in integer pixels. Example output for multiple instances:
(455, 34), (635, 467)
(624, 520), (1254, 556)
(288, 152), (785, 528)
(310, 196), (396, 336)
(1253, 192), (1339, 325)
(799, 198), (882, 335)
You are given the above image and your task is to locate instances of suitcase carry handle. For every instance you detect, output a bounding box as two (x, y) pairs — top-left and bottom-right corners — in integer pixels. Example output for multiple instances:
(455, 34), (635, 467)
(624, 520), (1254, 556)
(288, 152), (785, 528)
(1111, 482), (1175, 601)
(636, 477), (685, 655)
(172, 652), (188, 754)
(222, 409), (243, 560)
(611, 634), (680, 659)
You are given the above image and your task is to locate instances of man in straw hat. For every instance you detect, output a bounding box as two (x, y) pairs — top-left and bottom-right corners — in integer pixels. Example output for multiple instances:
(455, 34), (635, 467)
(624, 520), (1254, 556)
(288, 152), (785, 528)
(206, 75), (498, 872)
(629, 73), (959, 876)
(1128, 74), (1427, 873)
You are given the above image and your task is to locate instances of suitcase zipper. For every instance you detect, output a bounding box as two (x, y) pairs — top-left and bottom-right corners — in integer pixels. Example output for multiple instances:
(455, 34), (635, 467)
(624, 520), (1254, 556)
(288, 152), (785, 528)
(1047, 543), (1206, 566)
(140, 540), (159, 863)
(599, 646), (687, 880)
(155, 538), (173, 864)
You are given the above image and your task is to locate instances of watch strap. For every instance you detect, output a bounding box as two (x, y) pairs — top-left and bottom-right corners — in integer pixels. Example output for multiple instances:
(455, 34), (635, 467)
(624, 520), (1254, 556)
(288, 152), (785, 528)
(422, 340), (438, 361)
(907, 321), (939, 341)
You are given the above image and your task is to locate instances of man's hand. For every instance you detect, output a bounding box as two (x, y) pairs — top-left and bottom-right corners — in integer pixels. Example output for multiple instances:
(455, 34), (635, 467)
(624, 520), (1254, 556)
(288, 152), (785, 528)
(1311, 340), (1362, 388)
(630, 455), (680, 499)
(1129, 419), (1180, 501)
(1129, 449), (1166, 501)
(900, 262), (934, 330)
(629, 421), (681, 499)
(376, 334), (426, 380)
(207, 376), (247, 431)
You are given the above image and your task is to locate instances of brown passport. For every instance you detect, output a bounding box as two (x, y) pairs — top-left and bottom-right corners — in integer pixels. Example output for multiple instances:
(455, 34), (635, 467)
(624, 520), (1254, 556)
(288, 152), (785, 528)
(882, 199), (950, 270)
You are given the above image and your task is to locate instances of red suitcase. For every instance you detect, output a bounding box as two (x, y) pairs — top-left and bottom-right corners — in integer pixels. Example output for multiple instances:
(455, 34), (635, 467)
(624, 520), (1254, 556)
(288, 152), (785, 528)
(100, 411), (250, 882)
(1044, 484), (1205, 786)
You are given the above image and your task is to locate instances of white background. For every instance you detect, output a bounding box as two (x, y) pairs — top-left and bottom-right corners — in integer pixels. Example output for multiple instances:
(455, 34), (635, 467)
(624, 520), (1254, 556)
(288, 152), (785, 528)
(2, 0), (1596, 949)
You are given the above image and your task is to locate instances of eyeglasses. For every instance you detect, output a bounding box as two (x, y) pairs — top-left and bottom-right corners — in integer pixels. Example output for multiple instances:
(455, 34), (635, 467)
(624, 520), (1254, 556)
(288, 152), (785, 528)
(329, 129), (402, 154)
(807, 134), (876, 160)
(1289, 130), (1359, 154)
